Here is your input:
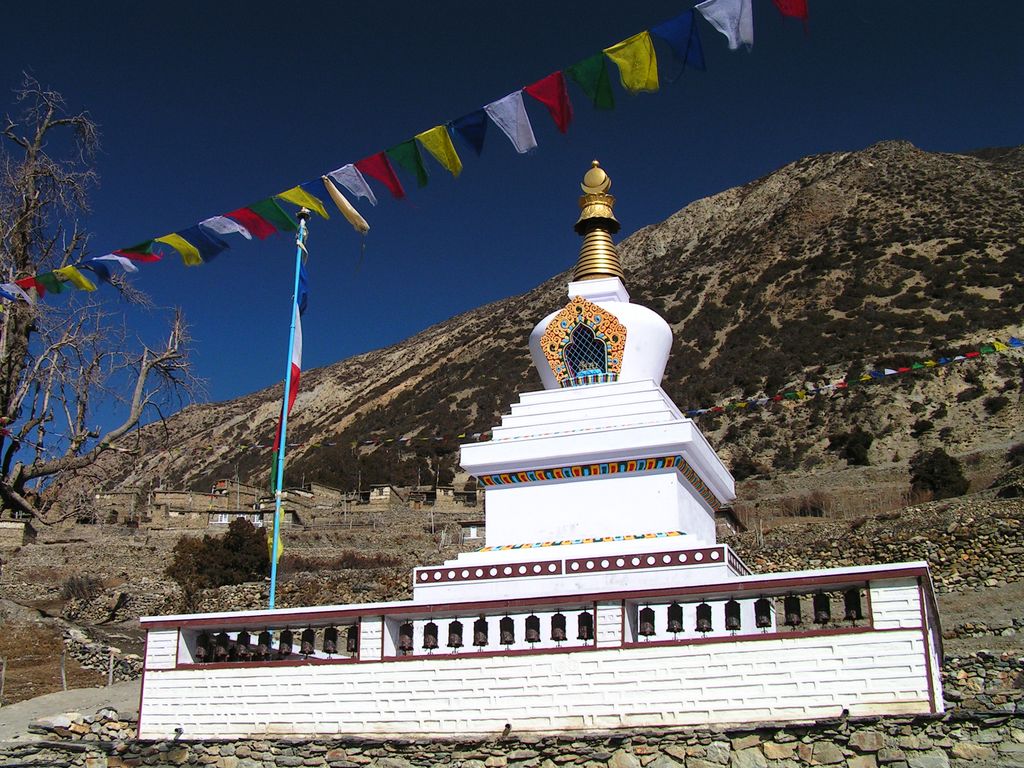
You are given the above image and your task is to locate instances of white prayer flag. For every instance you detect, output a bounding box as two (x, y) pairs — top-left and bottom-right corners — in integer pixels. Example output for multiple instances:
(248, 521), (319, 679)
(200, 215), (253, 240)
(1, 282), (32, 303)
(696, 0), (753, 50)
(484, 91), (538, 154)
(328, 164), (378, 207)
(92, 254), (139, 273)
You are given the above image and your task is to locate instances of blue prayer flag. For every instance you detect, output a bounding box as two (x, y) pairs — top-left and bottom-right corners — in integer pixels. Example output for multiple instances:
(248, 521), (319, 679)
(82, 261), (112, 284)
(652, 10), (706, 72)
(177, 225), (230, 262)
(298, 262), (309, 316)
(451, 110), (488, 156)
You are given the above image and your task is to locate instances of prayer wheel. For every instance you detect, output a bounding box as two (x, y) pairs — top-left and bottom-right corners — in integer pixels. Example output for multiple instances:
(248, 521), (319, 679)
(422, 621), (439, 650)
(301, 628), (316, 656)
(844, 588), (863, 622)
(784, 596), (802, 627)
(214, 632), (231, 662)
(725, 600), (741, 632)
(279, 628), (294, 657)
(667, 602), (683, 634)
(235, 630), (252, 661)
(195, 632), (211, 663)
(447, 620), (464, 649)
(323, 626), (338, 655)
(398, 622), (414, 653)
(551, 613), (567, 642)
(754, 598), (772, 630)
(525, 615), (541, 643)
(346, 625), (359, 654)
(813, 593), (831, 625)
(500, 616), (515, 645)
(473, 617), (489, 647)
(577, 611), (594, 641)
(696, 603), (713, 634)
(257, 630), (272, 659)
(638, 606), (656, 637)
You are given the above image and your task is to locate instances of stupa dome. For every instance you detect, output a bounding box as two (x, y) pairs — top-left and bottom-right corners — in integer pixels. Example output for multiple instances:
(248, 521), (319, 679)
(529, 162), (672, 390)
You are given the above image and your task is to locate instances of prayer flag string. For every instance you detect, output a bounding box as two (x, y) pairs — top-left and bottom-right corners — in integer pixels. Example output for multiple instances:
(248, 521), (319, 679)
(4, 1), (808, 303)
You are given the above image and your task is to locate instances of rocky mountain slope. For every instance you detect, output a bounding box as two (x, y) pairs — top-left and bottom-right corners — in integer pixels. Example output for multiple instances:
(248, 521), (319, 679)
(70, 140), (1024, 500)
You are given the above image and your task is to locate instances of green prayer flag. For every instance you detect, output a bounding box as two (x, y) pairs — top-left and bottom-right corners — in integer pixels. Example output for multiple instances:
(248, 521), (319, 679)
(980, 344), (995, 354)
(911, 362), (925, 369)
(566, 53), (615, 110)
(386, 140), (428, 188)
(249, 198), (298, 233)
(36, 272), (64, 294)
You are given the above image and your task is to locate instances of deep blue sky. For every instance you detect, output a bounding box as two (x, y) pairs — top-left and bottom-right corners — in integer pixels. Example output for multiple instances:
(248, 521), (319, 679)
(3, 1), (1022, 411)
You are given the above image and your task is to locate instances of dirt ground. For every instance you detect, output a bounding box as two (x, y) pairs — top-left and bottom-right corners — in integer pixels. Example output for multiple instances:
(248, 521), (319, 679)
(0, 624), (105, 706)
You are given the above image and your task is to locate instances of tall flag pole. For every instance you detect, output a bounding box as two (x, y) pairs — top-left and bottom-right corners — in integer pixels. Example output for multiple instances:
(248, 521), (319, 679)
(269, 207), (311, 610)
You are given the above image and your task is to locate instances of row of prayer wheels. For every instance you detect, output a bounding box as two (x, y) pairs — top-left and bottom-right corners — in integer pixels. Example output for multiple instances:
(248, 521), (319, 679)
(397, 611), (595, 653)
(637, 589), (864, 637)
(194, 625), (359, 662)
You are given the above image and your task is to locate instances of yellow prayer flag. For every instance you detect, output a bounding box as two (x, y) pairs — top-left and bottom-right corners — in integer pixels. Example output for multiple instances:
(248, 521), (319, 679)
(603, 31), (659, 94)
(415, 125), (463, 178)
(53, 266), (96, 291)
(321, 176), (369, 234)
(276, 186), (329, 220)
(924, 360), (937, 367)
(266, 516), (284, 563)
(994, 340), (1009, 352)
(155, 234), (203, 266)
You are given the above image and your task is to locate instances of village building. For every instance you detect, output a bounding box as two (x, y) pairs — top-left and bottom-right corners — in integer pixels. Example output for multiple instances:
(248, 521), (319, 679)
(137, 163), (943, 739)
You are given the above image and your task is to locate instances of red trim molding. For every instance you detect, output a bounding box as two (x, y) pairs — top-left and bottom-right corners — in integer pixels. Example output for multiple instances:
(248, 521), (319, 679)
(416, 559), (563, 585)
(566, 546), (723, 575)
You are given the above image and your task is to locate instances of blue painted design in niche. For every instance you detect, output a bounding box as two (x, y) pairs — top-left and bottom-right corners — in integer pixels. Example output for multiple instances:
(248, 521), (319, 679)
(562, 324), (607, 379)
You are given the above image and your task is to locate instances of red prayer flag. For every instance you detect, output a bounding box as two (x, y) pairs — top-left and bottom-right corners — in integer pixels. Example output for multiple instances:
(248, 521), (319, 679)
(525, 71), (574, 134)
(15, 276), (44, 297)
(224, 207), (277, 240)
(113, 250), (162, 262)
(355, 153), (405, 199)
(773, 0), (808, 21)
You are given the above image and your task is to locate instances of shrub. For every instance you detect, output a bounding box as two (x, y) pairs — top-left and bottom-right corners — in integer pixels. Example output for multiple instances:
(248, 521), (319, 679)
(828, 427), (874, 466)
(167, 518), (269, 608)
(909, 448), (969, 500)
(984, 395), (1009, 415)
(911, 419), (933, 437)
(730, 454), (763, 481)
(1008, 443), (1024, 467)
(61, 575), (102, 602)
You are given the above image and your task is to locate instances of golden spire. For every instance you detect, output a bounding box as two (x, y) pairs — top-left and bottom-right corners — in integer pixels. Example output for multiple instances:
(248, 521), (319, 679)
(572, 160), (625, 283)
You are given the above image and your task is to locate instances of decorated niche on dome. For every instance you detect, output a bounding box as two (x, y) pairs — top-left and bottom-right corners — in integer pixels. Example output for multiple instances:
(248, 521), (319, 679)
(540, 297), (627, 387)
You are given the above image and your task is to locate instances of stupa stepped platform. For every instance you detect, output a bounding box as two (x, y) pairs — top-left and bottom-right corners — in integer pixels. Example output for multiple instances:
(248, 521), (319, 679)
(138, 561), (942, 740)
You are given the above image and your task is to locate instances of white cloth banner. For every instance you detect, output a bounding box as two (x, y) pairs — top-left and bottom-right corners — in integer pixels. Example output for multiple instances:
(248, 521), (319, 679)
(328, 164), (378, 207)
(1, 282), (32, 303)
(92, 254), (139, 273)
(696, 0), (753, 50)
(484, 91), (538, 154)
(200, 215), (253, 240)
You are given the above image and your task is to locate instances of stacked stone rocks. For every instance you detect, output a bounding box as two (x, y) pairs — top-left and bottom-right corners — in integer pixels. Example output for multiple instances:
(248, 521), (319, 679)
(62, 628), (142, 683)
(7, 710), (1024, 768)
(727, 500), (1024, 594)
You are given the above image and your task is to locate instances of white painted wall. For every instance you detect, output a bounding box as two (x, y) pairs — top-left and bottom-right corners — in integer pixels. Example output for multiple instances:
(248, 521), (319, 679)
(482, 472), (716, 547)
(139, 629), (934, 740)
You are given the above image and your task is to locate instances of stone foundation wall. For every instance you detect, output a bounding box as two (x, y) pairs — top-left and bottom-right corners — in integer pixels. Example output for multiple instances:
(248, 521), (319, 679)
(5, 709), (1024, 768)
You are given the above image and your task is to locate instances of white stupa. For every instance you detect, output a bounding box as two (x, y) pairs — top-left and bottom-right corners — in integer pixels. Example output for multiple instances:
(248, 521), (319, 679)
(137, 163), (944, 740)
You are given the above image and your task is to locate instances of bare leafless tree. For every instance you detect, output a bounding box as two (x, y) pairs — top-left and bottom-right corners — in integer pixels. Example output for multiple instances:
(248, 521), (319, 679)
(0, 75), (196, 522)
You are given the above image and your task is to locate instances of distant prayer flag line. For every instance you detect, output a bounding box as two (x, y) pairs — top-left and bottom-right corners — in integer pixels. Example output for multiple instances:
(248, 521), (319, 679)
(236, 335), (1022, 448)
